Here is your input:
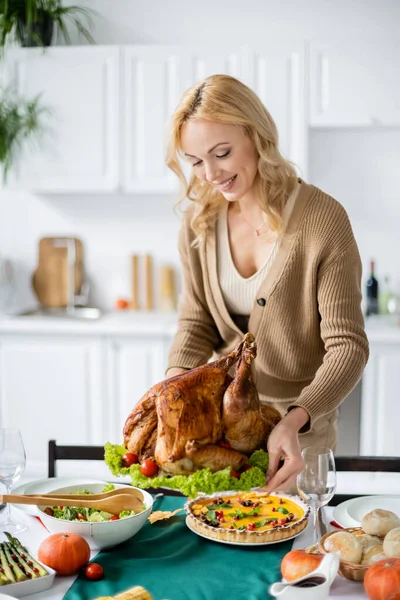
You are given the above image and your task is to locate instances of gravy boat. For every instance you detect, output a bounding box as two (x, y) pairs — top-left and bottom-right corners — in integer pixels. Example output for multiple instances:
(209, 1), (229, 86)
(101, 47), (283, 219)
(270, 553), (339, 600)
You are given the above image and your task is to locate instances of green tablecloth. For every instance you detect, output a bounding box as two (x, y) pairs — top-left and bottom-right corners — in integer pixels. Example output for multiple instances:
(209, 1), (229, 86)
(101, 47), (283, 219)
(64, 495), (293, 600)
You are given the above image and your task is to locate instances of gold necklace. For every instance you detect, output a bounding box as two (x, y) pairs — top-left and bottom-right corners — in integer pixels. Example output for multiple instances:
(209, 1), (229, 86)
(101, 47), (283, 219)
(238, 209), (267, 236)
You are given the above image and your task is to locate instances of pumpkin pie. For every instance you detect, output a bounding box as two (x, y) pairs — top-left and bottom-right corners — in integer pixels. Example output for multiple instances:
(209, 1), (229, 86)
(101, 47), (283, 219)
(185, 491), (309, 544)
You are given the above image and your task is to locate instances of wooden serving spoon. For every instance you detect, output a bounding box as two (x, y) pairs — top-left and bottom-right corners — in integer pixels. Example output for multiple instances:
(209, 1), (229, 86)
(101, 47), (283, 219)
(23, 487), (144, 502)
(0, 493), (144, 516)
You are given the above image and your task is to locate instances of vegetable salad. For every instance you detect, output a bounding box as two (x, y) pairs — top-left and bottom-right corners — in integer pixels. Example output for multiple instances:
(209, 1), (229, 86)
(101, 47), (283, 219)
(45, 484), (140, 522)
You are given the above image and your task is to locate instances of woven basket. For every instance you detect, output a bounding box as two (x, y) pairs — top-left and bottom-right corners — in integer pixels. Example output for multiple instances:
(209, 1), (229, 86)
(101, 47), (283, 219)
(318, 527), (370, 582)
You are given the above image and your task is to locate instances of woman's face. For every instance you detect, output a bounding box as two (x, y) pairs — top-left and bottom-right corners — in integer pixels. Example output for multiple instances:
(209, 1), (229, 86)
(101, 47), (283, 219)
(180, 118), (259, 202)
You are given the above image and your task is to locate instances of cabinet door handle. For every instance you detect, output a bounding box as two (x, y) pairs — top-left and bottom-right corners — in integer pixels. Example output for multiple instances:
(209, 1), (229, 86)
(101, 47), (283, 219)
(317, 53), (330, 114)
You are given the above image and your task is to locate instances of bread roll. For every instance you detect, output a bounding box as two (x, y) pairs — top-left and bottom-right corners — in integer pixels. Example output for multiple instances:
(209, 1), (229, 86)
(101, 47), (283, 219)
(383, 526), (400, 558)
(357, 533), (383, 551)
(361, 544), (386, 566)
(362, 509), (400, 537)
(324, 531), (363, 563)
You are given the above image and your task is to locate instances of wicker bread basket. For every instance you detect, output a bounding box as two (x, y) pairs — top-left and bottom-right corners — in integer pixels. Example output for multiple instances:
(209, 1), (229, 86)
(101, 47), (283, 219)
(318, 527), (371, 582)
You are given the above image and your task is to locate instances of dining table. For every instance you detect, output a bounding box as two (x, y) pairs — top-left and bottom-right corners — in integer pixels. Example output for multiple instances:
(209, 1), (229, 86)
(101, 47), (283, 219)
(0, 486), (374, 600)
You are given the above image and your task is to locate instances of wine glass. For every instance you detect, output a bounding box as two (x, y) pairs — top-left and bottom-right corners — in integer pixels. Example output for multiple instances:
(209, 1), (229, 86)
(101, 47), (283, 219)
(0, 428), (27, 533)
(296, 446), (336, 546)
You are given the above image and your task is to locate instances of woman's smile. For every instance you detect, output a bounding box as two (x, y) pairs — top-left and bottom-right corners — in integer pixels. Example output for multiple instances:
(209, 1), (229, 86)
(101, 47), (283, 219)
(213, 174), (237, 191)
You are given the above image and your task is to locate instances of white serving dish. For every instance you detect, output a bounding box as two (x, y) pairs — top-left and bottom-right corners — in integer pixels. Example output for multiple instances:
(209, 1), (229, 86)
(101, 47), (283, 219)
(37, 482), (153, 550)
(0, 561), (56, 598)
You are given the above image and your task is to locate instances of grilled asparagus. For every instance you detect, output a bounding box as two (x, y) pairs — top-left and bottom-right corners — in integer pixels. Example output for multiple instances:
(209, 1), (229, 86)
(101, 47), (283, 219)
(4, 532), (48, 577)
(0, 533), (48, 585)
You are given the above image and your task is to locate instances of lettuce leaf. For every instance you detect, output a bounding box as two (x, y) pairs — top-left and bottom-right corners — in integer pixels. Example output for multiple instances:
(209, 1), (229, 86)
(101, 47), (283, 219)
(104, 442), (269, 497)
(104, 443), (130, 476)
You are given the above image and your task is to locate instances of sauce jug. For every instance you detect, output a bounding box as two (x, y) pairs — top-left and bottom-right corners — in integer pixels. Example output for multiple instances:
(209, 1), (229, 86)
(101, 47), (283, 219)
(270, 553), (339, 600)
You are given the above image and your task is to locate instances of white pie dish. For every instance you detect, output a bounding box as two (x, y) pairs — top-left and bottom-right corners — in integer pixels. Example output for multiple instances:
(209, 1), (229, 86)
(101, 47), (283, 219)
(185, 490), (309, 545)
(36, 482), (154, 549)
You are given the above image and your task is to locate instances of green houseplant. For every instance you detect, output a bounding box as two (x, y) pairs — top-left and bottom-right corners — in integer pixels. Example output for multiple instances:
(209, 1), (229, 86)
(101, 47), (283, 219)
(0, 89), (44, 183)
(0, 0), (95, 49)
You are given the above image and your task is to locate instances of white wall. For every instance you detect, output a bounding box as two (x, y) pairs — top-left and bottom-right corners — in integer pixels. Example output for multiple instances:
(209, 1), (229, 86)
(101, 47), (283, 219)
(1, 0), (400, 311)
(310, 128), (400, 292)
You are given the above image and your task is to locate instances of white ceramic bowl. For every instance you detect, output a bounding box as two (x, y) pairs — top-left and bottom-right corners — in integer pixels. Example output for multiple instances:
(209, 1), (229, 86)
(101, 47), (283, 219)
(37, 482), (153, 550)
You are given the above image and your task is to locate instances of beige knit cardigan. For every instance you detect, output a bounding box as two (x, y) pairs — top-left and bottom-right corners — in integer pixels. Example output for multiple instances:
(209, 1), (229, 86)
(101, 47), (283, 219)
(167, 180), (369, 430)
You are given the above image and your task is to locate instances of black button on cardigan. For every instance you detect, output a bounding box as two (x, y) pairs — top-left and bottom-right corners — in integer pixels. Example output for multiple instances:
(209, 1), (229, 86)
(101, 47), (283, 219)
(256, 298), (266, 307)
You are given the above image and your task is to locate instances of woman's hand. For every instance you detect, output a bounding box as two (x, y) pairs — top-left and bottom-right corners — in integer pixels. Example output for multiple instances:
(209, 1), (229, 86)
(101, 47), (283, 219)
(165, 367), (188, 379)
(260, 407), (310, 493)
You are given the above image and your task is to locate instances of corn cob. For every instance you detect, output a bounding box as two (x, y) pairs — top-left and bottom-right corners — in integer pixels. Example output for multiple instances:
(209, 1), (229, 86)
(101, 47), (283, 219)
(94, 586), (153, 600)
(115, 587), (153, 600)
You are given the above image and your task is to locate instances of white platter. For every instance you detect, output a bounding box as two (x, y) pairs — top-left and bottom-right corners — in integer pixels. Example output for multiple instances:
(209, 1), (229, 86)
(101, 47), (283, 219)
(332, 498), (360, 528)
(346, 495), (400, 523)
(185, 516), (303, 546)
(11, 477), (110, 515)
(0, 561), (56, 597)
(333, 495), (400, 529)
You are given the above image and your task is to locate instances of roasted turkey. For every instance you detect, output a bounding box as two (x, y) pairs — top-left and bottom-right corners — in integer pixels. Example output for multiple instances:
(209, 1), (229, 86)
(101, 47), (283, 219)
(123, 333), (281, 475)
(222, 339), (281, 453)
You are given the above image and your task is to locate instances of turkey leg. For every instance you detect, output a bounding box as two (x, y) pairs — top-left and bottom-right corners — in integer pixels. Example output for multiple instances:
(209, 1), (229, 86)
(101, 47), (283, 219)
(222, 341), (277, 453)
(185, 440), (248, 472)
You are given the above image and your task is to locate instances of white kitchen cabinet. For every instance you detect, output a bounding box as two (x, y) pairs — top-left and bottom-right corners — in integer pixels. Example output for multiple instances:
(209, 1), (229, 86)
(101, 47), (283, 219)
(244, 44), (307, 178)
(310, 40), (400, 127)
(360, 342), (400, 456)
(0, 335), (106, 468)
(5, 43), (308, 193)
(106, 336), (170, 445)
(5, 46), (120, 192)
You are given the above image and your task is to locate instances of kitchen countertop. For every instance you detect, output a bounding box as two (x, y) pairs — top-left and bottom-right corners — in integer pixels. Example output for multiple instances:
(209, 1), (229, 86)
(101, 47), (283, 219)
(0, 310), (179, 336)
(0, 311), (399, 340)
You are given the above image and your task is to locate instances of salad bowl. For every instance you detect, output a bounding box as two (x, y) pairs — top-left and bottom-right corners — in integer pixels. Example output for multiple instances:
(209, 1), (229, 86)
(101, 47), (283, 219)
(37, 482), (153, 549)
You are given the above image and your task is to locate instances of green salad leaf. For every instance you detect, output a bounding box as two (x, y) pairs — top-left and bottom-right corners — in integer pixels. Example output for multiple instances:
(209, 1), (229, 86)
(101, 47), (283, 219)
(248, 449), (269, 472)
(104, 442), (269, 497)
(50, 484), (140, 521)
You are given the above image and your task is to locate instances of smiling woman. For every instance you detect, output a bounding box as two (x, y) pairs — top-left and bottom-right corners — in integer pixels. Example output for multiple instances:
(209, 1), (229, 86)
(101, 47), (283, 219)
(164, 74), (369, 495)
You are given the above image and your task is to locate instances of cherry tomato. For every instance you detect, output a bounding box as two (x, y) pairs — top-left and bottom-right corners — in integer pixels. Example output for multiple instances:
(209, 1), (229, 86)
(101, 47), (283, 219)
(77, 513), (87, 521)
(140, 459), (159, 477)
(110, 515), (119, 520)
(115, 298), (129, 310)
(218, 440), (231, 449)
(230, 469), (241, 480)
(121, 452), (139, 467)
(85, 563), (104, 581)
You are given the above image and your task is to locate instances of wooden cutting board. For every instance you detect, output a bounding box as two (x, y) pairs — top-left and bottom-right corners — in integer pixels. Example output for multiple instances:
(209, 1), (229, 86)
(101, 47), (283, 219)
(32, 237), (84, 308)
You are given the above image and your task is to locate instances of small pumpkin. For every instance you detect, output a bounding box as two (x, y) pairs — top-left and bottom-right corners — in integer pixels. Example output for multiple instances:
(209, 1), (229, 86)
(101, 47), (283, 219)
(38, 532), (90, 576)
(364, 558), (400, 600)
(281, 548), (324, 582)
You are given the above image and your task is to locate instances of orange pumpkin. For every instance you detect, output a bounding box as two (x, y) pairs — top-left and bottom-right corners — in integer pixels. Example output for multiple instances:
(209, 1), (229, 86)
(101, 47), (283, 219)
(281, 549), (324, 582)
(364, 558), (400, 600)
(38, 532), (90, 576)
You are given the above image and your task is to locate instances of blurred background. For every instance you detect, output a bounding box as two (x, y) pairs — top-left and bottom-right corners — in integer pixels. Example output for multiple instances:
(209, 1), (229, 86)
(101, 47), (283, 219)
(0, 0), (399, 479)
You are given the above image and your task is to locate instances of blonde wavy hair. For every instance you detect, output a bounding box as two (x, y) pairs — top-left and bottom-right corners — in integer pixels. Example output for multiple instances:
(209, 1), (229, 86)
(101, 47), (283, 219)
(165, 74), (298, 242)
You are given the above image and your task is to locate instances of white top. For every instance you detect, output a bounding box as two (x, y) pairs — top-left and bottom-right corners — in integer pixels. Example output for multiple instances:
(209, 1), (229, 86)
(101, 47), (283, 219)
(217, 181), (300, 315)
